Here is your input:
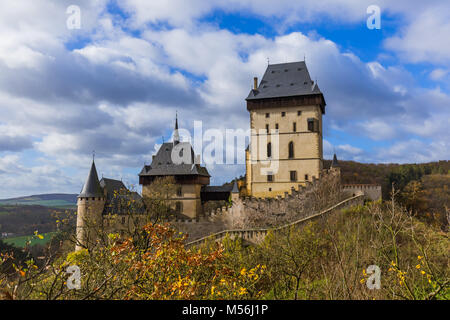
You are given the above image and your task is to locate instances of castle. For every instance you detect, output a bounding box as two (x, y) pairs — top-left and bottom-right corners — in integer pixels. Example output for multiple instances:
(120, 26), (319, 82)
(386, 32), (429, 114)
(75, 61), (381, 250)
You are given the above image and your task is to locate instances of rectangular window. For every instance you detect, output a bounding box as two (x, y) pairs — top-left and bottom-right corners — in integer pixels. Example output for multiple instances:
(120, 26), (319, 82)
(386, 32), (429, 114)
(297, 110), (302, 116)
(267, 174), (273, 182)
(175, 201), (183, 214)
(266, 124), (269, 133)
(281, 112), (286, 117)
(177, 187), (182, 197)
(293, 122), (296, 132)
(275, 123), (279, 131)
(265, 113), (270, 118)
(307, 119), (315, 131)
(305, 174), (309, 181)
(290, 171), (297, 182)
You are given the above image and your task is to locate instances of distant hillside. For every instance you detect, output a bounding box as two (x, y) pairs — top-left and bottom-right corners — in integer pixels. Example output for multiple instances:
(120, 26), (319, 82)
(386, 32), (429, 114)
(0, 204), (76, 237)
(323, 159), (449, 195)
(0, 193), (78, 209)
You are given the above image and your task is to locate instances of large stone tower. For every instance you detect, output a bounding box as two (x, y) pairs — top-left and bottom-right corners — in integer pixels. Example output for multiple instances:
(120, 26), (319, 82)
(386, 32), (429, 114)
(245, 61), (326, 198)
(75, 159), (106, 251)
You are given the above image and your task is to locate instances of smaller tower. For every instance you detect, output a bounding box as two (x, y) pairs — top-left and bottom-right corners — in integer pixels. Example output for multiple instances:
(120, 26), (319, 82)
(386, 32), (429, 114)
(329, 153), (341, 189)
(139, 115), (210, 218)
(75, 159), (106, 251)
(331, 153), (340, 169)
(231, 180), (240, 203)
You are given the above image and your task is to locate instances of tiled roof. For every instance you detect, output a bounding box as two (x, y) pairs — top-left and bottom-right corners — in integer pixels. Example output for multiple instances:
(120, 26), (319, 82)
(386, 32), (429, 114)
(78, 161), (104, 198)
(139, 142), (210, 177)
(246, 61), (322, 100)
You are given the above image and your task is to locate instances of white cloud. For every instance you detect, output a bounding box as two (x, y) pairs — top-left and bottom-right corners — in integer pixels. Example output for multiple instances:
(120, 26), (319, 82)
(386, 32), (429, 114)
(0, 155), (80, 198)
(120, 0), (447, 30)
(430, 69), (449, 81)
(0, 1), (448, 196)
(384, 6), (450, 65)
(358, 120), (397, 141)
(376, 139), (450, 164)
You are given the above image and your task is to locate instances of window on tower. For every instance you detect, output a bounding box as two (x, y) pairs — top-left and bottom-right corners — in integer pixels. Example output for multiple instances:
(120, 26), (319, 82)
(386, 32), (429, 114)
(290, 171), (297, 182)
(288, 141), (294, 159)
(267, 142), (272, 158)
(293, 122), (296, 132)
(307, 118), (315, 132)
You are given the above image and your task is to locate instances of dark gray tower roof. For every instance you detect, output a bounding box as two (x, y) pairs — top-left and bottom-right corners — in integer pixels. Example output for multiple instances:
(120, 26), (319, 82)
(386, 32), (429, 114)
(231, 180), (239, 193)
(331, 153), (339, 168)
(139, 142), (210, 177)
(246, 61), (322, 100)
(78, 160), (104, 198)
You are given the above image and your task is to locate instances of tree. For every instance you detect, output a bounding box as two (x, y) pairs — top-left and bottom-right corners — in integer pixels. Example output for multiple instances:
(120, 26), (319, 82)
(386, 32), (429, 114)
(256, 223), (327, 299)
(142, 176), (178, 223)
(0, 222), (265, 300)
(400, 180), (428, 214)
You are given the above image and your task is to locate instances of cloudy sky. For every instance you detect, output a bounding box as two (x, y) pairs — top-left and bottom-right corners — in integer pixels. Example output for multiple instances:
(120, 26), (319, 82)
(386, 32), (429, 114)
(0, 0), (449, 198)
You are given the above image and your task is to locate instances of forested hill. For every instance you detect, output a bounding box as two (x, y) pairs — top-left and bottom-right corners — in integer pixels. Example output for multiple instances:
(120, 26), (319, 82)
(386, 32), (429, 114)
(323, 159), (449, 198)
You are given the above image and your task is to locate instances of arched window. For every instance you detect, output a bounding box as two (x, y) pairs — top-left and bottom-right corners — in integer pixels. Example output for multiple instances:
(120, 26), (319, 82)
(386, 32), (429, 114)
(267, 142), (272, 158)
(288, 141), (294, 159)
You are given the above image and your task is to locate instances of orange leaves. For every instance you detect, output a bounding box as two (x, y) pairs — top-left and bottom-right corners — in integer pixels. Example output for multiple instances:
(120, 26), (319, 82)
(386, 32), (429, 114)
(99, 221), (262, 299)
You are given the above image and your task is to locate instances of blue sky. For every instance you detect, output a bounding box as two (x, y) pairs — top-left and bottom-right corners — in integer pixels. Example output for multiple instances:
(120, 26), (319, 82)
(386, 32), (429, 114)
(0, 0), (449, 198)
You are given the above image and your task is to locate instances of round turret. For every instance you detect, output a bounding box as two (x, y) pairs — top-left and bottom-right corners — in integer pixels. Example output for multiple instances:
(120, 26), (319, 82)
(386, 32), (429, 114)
(75, 160), (106, 251)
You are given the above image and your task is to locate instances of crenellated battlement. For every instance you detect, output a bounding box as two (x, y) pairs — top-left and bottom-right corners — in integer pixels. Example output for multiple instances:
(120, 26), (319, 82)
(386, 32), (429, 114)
(172, 167), (344, 241)
(186, 193), (365, 247)
(341, 184), (381, 201)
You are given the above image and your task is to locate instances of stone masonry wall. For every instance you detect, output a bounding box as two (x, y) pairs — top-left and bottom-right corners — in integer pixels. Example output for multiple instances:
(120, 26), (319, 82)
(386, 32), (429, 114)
(172, 168), (342, 241)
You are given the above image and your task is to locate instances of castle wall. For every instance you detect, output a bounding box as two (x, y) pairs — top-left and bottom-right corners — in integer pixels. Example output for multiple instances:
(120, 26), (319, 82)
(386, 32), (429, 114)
(173, 168), (341, 241)
(245, 148), (252, 195)
(342, 184), (382, 201)
(103, 214), (147, 236)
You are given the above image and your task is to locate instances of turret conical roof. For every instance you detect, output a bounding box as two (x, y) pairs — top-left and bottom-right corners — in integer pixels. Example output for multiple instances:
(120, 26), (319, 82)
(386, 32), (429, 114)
(331, 153), (339, 168)
(78, 160), (104, 198)
(231, 180), (239, 193)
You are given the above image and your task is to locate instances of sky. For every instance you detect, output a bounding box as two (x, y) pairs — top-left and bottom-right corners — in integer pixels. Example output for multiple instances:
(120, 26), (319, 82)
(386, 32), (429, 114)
(0, 0), (449, 198)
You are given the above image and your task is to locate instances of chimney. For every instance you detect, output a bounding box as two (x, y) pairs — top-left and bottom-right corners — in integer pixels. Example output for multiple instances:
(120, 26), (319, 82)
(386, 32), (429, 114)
(253, 77), (258, 90)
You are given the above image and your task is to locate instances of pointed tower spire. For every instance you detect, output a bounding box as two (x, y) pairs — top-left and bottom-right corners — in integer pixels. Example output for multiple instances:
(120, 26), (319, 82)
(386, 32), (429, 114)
(79, 159), (104, 198)
(173, 112), (180, 145)
(331, 153), (339, 168)
(231, 180), (239, 193)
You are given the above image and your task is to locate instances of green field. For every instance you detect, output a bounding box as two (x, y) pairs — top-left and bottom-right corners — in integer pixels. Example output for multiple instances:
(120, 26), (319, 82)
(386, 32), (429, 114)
(3, 232), (57, 248)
